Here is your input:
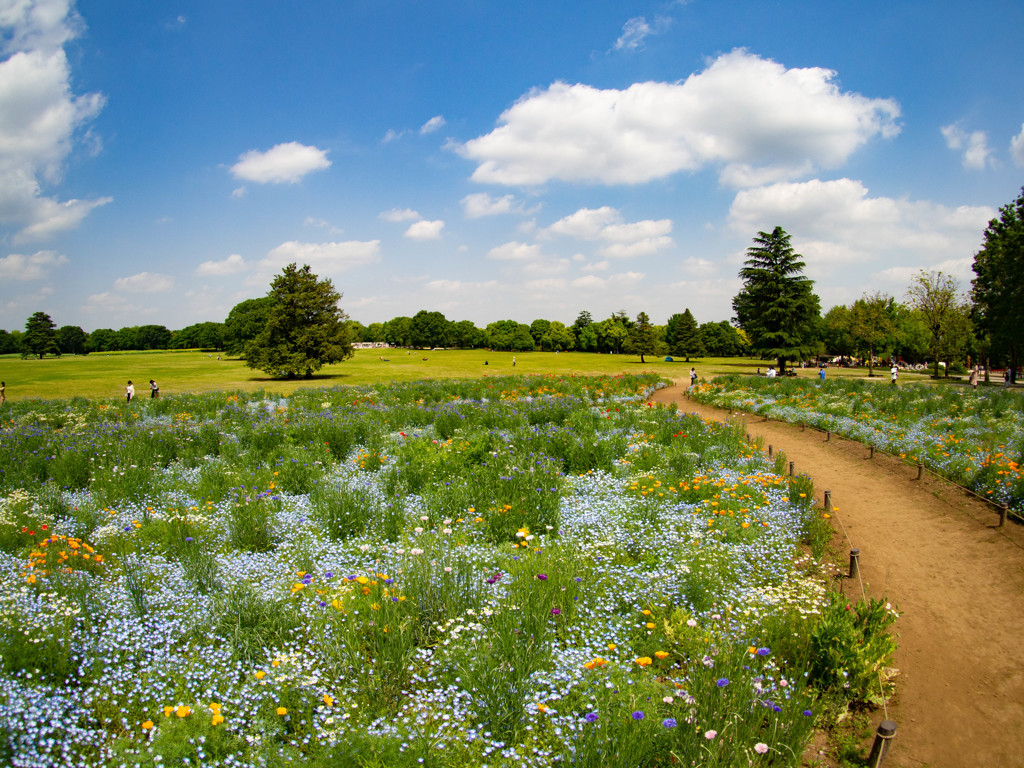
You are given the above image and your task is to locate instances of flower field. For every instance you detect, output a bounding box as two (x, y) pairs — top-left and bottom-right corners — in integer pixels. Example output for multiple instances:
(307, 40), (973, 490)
(691, 375), (1024, 515)
(0, 373), (886, 767)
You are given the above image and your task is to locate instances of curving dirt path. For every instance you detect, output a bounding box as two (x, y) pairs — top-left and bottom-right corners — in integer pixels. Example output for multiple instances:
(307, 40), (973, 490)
(650, 381), (1024, 768)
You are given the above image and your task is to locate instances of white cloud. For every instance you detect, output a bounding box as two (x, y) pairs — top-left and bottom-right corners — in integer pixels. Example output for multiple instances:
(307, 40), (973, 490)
(941, 123), (993, 170)
(1011, 123), (1024, 167)
(0, 3), (109, 242)
(461, 192), (519, 218)
(379, 208), (422, 222)
(614, 17), (653, 51)
(487, 241), (542, 261)
(195, 254), (247, 276)
(229, 141), (331, 184)
(424, 278), (500, 293)
(544, 206), (673, 257)
(113, 272), (174, 293)
(0, 249), (68, 280)
(457, 49), (900, 187)
(420, 115), (446, 134)
(382, 128), (408, 144)
(253, 240), (382, 285)
(728, 178), (993, 279)
(231, 186), (246, 199)
(404, 219), (445, 240)
(582, 260), (610, 272)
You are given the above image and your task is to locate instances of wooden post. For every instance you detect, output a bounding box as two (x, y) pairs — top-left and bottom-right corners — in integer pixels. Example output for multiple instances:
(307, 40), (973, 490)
(868, 720), (898, 767)
(768, 444), (773, 458)
(824, 490), (832, 511)
(789, 461), (794, 476)
(849, 548), (860, 580)
(825, 431), (831, 442)
(1000, 504), (1008, 528)
(916, 463), (923, 480)
(869, 445), (875, 459)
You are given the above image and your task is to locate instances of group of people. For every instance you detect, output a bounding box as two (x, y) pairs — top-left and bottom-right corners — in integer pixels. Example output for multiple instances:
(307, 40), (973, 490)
(125, 379), (159, 402)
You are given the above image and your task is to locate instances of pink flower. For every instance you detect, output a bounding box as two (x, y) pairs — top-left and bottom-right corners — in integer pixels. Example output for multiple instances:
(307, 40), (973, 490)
(754, 742), (769, 754)
(704, 730), (717, 740)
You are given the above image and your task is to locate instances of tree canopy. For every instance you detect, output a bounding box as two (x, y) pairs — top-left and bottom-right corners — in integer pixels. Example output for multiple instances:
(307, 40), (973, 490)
(224, 297), (274, 356)
(732, 227), (820, 372)
(22, 311), (60, 359)
(665, 309), (703, 361)
(850, 292), (897, 375)
(972, 185), (1024, 379)
(244, 263), (354, 379)
(907, 270), (971, 378)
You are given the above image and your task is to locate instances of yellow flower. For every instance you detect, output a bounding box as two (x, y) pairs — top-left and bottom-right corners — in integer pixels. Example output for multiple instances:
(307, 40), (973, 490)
(276, 706), (288, 716)
(163, 706), (174, 718)
(209, 702), (221, 712)
(323, 694), (334, 707)
(645, 622), (655, 629)
(536, 703), (548, 713)
(607, 643), (616, 651)
(175, 705), (191, 718)
(211, 714), (224, 726)
(272, 659), (281, 667)
(635, 657), (653, 667)
(655, 651), (669, 660)
(255, 670), (266, 680)
(141, 720), (154, 730)
(356, 576), (370, 585)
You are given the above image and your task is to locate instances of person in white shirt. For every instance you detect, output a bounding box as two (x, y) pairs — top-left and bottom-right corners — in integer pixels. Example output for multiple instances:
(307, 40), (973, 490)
(890, 365), (898, 386)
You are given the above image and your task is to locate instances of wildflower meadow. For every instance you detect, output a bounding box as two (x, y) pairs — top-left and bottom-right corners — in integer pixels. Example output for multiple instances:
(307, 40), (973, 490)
(0, 373), (894, 767)
(691, 375), (1024, 515)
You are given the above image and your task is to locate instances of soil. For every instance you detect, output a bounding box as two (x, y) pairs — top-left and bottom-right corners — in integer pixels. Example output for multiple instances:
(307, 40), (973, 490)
(649, 381), (1024, 768)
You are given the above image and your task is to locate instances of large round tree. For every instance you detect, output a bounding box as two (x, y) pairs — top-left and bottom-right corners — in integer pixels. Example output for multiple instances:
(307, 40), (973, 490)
(732, 227), (820, 373)
(244, 263), (353, 379)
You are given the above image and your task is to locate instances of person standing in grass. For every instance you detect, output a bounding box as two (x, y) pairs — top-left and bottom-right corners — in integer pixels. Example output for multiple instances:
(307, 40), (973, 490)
(819, 364), (826, 383)
(890, 365), (898, 386)
(149, 379), (159, 398)
(126, 380), (135, 402)
(969, 365), (979, 389)
(0, 381), (5, 404)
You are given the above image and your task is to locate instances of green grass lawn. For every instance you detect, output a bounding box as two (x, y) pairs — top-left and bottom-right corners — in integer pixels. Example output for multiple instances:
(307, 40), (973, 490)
(0, 348), (935, 402)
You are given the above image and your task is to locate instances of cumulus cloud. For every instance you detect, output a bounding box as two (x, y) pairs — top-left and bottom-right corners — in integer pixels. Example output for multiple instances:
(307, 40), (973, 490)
(404, 219), (445, 240)
(229, 142), (331, 184)
(420, 115), (446, 134)
(252, 240), (382, 285)
(1011, 123), (1024, 167)
(728, 178), (993, 280)
(0, 1), (109, 242)
(457, 49), (900, 187)
(461, 192), (521, 218)
(379, 208), (422, 223)
(941, 123), (993, 170)
(195, 254), (247, 276)
(543, 206), (673, 257)
(487, 241), (543, 261)
(113, 272), (174, 293)
(0, 249), (68, 280)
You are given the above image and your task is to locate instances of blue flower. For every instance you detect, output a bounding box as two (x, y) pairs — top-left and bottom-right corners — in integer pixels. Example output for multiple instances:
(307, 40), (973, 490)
(661, 718), (677, 728)
(584, 712), (599, 723)
(803, 710), (813, 717)
(716, 678), (729, 687)
(757, 647), (771, 656)
(631, 711), (645, 720)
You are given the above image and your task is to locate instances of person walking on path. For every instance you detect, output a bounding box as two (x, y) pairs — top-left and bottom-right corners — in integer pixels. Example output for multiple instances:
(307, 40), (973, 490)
(512, 356), (516, 367)
(149, 379), (159, 398)
(126, 380), (135, 402)
(689, 367), (697, 388)
(969, 365), (979, 389)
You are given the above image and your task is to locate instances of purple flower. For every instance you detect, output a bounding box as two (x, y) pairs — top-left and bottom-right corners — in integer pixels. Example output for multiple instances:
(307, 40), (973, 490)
(716, 678), (729, 687)
(536, 573), (548, 580)
(184, 536), (193, 542)
(631, 711), (645, 721)
(584, 712), (599, 723)
(803, 709), (813, 717)
(324, 571), (334, 578)
(662, 718), (677, 728)
(757, 647), (771, 656)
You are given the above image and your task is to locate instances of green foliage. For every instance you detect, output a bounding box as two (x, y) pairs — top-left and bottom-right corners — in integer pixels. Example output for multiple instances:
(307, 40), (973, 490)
(207, 581), (300, 664)
(733, 226), (821, 372)
(906, 270), (972, 378)
(223, 296), (274, 356)
(809, 593), (899, 706)
(245, 263), (354, 379)
(21, 311), (60, 359)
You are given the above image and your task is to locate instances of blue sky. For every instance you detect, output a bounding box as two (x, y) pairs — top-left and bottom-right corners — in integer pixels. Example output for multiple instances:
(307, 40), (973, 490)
(1, 0), (1023, 333)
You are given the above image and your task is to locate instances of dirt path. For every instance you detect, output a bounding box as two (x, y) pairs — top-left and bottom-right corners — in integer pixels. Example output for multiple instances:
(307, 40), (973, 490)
(650, 382), (1024, 768)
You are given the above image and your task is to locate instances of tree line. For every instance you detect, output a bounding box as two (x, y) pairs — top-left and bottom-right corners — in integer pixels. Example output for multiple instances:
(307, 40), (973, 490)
(5, 186), (1021, 381)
